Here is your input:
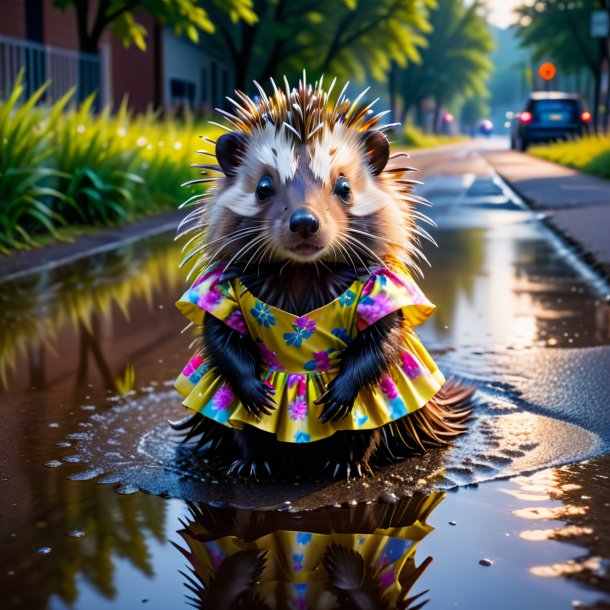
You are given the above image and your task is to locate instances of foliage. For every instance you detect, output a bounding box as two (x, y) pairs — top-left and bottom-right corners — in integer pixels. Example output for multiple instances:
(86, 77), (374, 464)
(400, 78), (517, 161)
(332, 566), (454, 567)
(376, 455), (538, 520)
(53, 0), (257, 52)
(529, 133), (610, 179)
(460, 95), (490, 131)
(0, 77), (220, 251)
(203, 0), (434, 90)
(396, 0), (494, 130)
(515, 1), (609, 128)
(0, 237), (183, 386)
(402, 124), (466, 148)
(515, 1), (603, 77)
(53, 97), (144, 225)
(0, 75), (73, 253)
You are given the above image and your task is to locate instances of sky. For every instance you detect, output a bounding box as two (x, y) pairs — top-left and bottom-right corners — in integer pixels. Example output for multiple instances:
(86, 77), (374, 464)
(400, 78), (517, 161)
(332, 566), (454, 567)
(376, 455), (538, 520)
(486, 0), (523, 29)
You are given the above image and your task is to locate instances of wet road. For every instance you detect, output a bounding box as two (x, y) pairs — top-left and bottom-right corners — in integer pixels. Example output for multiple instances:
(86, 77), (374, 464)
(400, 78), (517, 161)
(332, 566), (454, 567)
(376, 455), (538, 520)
(1, 137), (610, 609)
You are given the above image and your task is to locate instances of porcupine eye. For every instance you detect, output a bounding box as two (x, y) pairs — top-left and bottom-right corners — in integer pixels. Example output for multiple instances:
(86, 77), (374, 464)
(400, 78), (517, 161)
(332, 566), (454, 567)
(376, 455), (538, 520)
(333, 176), (351, 203)
(256, 176), (274, 202)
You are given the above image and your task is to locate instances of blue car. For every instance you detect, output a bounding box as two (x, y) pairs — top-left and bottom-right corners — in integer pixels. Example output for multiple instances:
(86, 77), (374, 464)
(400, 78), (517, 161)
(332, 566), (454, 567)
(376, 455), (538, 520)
(511, 92), (591, 151)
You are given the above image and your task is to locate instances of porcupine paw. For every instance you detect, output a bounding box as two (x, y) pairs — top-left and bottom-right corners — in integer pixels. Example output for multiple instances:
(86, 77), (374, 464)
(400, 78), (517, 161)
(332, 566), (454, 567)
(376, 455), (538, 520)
(316, 376), (356, 424)
(237, 377), (277, 420)
(324, 457), (374, 480)
(226, 457), (273, 479)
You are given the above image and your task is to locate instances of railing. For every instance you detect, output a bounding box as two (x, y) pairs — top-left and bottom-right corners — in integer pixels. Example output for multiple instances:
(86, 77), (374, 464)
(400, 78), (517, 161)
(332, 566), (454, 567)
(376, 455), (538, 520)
(0, 34), (105, 105)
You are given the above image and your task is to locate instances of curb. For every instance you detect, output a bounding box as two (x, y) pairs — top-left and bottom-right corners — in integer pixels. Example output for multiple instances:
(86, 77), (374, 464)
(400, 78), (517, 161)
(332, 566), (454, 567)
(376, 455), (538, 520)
(492, 169), (610, 299)
(0, 211), (182, 285)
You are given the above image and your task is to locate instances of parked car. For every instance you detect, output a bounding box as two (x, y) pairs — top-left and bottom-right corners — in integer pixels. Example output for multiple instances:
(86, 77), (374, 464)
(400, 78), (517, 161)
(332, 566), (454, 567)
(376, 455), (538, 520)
(510, 92), (591, 151)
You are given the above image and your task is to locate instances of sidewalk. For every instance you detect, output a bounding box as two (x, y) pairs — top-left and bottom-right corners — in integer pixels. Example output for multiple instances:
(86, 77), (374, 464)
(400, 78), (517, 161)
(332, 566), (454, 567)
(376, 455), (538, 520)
(485, 150), (610, 284)
(0, 210), (182, 283)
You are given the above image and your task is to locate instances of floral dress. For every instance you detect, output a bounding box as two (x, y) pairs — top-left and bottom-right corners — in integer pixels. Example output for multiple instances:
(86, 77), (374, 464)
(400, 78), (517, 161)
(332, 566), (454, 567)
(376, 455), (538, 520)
(181, 516), (437, 609)
(174, 262), (445, 444)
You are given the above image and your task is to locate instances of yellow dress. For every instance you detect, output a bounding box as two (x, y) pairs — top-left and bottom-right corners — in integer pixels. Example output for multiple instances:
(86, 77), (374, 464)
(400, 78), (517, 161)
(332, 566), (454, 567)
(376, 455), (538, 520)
(175, 262), (445, 443)
(178, 493), (445, 609)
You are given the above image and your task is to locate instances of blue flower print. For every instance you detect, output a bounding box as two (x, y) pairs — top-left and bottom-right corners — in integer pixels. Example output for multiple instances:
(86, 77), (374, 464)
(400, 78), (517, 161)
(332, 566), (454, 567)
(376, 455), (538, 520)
(283, 315), (316, 347)
(331, 327), (351, 345)
(294, 431), (311, 443)
(250, 300), (276, 328)
(339, 289), (356, 307)
(296, 532), (313, 546)
(388, 397), (407, 419)
(293, 553), (304, 571)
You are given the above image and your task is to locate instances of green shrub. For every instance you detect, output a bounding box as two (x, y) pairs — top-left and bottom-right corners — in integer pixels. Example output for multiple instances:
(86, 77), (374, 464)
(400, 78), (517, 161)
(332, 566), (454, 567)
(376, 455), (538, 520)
(0, 75), (73, 252)
(402, 124), (466, 149)
(529, 133), (610, 180)
(0, 76), (221, 252)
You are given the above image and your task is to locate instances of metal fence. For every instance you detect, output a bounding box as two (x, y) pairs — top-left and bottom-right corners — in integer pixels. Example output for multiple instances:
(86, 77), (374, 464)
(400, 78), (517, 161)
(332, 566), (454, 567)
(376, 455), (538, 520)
(0, 34), (104, 105)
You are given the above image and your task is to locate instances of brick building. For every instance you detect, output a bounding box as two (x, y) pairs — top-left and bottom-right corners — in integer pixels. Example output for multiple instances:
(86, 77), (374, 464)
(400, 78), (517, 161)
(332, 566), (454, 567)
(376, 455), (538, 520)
(0, 0), (233, 112)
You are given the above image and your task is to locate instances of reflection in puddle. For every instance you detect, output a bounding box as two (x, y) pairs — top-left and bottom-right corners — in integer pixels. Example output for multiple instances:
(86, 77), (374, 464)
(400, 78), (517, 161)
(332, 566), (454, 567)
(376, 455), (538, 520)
(509, 463), (610, 596)
(175, 493), (443, 609)
(0, 234), (184, 392)
(1, 186), (610, 607)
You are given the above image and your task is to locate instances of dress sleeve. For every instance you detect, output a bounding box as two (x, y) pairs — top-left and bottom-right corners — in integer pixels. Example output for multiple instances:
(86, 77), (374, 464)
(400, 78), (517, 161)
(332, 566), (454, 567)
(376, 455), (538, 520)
(175, 264), (248, 334)
(355, 267), (436, 331)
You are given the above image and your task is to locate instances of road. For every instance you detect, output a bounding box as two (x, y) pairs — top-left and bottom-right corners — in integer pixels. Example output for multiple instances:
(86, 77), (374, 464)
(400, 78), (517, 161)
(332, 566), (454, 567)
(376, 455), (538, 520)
(1, 137), (610, 609)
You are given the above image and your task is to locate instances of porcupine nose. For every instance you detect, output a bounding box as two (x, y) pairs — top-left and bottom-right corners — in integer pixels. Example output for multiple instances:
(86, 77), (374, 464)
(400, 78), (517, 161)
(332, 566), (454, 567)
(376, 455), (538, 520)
(289, 207), (320, 238)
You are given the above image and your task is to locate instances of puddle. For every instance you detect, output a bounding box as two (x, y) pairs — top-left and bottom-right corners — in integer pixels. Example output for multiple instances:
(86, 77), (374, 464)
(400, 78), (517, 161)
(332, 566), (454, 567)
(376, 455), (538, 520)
(49, 383), (598, 510)
(1, 165), (610, 608)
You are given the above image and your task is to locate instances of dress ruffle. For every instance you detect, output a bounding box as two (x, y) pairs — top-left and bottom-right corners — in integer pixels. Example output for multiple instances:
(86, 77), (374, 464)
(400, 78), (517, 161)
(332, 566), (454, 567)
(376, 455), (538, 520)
(175, 264), (445, 443)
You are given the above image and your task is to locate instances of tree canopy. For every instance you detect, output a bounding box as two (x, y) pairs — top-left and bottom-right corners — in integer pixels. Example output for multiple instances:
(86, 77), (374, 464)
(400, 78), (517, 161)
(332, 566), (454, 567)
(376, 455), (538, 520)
(202, 0), (434, 91)
(395, 0), (494, 130)
(516, 0), (609, 128)
(516, 0), (604, 77)
(53, 0), (257, 53)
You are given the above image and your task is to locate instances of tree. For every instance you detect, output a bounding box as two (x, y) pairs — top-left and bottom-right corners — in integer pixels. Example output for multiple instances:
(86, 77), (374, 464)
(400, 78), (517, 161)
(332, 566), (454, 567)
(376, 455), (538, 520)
(201, 0), (434, 92)
(461, 94), (490, 135)
(396, 0), (494, 132)
(515, 0), (609, 130)
(53, 0), (257, 54)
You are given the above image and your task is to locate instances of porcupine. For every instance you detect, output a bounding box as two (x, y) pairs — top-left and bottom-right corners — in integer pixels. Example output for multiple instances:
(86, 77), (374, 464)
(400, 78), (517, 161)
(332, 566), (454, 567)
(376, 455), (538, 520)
(171, 75), (474, 478)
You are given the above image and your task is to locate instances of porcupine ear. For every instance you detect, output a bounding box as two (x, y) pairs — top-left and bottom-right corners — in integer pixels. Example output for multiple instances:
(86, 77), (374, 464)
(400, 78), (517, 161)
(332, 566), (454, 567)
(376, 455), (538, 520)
(216, 132), (248, 177)
(360, 130), (390, 176)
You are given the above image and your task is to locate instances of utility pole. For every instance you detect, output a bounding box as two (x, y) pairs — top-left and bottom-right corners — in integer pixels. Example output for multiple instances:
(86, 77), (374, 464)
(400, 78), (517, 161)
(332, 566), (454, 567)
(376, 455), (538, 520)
(591, 5), (610, 132)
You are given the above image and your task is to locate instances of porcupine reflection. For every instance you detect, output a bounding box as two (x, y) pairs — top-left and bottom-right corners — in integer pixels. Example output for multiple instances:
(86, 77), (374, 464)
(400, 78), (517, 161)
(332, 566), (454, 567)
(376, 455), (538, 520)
(173, 493), (443, 609)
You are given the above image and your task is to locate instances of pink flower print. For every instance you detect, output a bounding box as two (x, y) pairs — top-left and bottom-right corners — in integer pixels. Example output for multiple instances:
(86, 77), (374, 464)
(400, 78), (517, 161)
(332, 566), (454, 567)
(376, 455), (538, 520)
(294, 316), (316, 334)
(288, 398), (307, 421)
(288, 373), (302, 388)
(198, 287), (221, 311)
(378, 567), (396, 591)
(226, 310), (247, 334)
(257, 342), (285, 372)
(182, 354), (204, 377)
(357, 293), (395, 326)
(401, 352), (422, 379)
(212, 384), (234, 411)
(288, 374), (307, 397)
(379, 375), (399, 399)
(310, 351), (330, 371)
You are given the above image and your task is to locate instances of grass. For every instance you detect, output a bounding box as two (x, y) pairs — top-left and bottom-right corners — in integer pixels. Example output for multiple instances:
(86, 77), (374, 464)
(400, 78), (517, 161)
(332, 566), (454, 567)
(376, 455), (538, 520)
(402, 124), (467, 149)
(529, 133), (610, 180)
(0, 75), (220, 254)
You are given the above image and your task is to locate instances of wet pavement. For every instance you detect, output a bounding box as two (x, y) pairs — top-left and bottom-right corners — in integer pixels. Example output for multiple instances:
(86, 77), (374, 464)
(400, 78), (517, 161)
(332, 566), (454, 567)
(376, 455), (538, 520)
(1, 138), (610, 608)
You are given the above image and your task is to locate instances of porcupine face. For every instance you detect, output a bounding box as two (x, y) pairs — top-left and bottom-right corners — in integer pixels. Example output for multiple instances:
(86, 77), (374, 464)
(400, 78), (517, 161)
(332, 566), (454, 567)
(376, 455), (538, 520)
(188, 78), (424, 274)
(208, 123), (407, 267)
